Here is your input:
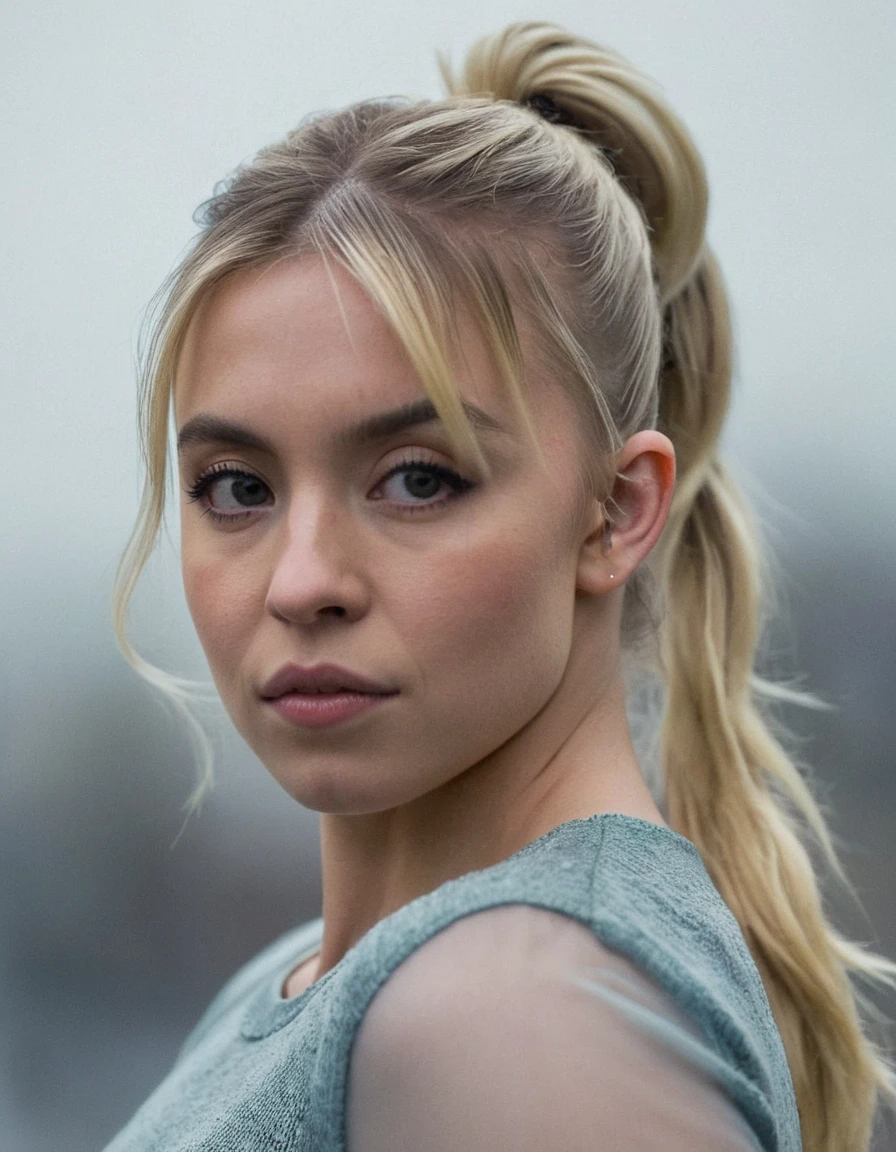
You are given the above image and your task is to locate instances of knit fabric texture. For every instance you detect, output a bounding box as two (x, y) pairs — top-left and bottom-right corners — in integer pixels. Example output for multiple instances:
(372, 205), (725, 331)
(102, 813), (802, 1150)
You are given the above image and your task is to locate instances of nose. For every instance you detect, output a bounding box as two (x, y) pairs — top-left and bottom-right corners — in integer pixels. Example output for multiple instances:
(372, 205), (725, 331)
(264, 491), (368, 625)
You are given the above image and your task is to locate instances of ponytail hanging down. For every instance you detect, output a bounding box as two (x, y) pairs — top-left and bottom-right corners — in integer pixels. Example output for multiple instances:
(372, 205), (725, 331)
(448, 22), (896, 1151)
(112, 19), (896, 1150)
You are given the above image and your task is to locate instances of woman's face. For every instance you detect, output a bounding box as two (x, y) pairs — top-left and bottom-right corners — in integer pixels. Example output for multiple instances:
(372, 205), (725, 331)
(174, 253), (599, 815)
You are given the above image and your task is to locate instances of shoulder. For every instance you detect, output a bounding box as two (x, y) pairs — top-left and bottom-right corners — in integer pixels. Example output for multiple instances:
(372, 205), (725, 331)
(346, 904), (764, 1151)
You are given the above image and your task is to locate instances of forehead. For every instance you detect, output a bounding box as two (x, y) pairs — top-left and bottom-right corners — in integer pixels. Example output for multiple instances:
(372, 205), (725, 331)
(177, 255), (492, 415)
(174, 252), (580, 469)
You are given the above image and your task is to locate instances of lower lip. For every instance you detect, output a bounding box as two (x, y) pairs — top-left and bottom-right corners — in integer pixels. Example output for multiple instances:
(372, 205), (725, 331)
(265, 691), (397, 728)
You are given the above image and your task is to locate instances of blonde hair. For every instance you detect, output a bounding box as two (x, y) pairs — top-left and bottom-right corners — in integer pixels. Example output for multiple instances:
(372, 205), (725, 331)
(112, 20), (896, 1149)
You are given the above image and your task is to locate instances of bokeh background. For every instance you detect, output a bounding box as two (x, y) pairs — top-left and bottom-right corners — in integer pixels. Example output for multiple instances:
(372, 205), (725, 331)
(2, 1), (894, 1148)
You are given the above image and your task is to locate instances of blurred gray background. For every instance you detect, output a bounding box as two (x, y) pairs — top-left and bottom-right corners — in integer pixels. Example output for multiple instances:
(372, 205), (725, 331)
(2, 1), (894, 1148)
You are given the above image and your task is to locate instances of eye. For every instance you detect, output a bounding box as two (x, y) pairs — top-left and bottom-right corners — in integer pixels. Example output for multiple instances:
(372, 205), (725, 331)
(183, 455), (476, 527)
(374, 455), (475, 513)
(184, 464), (272, 523)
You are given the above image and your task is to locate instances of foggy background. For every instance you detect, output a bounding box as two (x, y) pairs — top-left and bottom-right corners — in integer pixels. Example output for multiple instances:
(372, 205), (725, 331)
(2, 1), (894, 1148)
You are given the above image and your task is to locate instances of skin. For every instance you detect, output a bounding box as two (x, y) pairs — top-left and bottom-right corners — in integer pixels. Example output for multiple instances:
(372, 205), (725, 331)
(175, 252), (675, 994)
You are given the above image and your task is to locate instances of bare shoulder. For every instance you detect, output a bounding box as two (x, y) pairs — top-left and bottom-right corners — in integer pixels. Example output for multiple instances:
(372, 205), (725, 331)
(358, 903), (700, 1039)
(346, 904), (761, 1152)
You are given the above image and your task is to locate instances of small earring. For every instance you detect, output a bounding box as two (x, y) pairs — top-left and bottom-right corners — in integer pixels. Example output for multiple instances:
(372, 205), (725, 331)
(609, 573), (615, 580)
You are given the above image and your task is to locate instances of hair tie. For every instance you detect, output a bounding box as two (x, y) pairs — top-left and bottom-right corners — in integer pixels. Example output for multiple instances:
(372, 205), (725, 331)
(524, 92), (578, 129)
(525, 92), (627, 186)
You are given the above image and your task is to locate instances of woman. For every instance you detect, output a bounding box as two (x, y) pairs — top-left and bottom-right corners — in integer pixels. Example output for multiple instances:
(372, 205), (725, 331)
(105, 20), (896, 1152)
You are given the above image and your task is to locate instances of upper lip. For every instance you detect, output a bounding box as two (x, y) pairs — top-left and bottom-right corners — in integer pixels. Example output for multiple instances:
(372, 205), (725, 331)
(260, 663), (398, 699)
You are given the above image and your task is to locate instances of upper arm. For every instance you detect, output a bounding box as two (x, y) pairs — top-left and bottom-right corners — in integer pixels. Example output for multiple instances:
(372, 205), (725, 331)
(346, 905), (763, 1152)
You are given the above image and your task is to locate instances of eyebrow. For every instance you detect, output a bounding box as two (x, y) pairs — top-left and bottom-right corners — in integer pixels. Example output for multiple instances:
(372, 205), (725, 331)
(175, 397), (508, 456)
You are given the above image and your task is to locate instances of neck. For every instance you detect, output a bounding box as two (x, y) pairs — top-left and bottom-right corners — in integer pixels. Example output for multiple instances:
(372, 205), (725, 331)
(309, 664), (664, 980)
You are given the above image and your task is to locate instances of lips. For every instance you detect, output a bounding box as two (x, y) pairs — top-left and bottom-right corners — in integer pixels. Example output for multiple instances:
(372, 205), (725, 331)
(259, 662), (398, 699)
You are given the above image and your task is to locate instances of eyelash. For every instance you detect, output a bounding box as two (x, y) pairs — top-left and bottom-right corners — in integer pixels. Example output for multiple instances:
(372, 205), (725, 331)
(184, 455), (475, 525)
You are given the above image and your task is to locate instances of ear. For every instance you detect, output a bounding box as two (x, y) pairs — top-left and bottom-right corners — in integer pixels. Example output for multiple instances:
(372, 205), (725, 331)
(576, 431), (676, 595)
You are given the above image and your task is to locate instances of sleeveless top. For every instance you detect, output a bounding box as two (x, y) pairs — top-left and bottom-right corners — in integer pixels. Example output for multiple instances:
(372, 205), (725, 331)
(101, 813), (803, 1150)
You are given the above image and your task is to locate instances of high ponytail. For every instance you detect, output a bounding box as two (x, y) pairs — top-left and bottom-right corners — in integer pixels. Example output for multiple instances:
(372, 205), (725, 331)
(448, 20), (896, 1150)
(114, 18), (896, 1146)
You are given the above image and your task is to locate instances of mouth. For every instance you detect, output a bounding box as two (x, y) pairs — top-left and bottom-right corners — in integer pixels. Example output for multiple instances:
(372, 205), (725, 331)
(263, 687), (397, 728)
(264, 687), (398, 702)
(259, 662), (398, 700)
(276, 688), (381, 696)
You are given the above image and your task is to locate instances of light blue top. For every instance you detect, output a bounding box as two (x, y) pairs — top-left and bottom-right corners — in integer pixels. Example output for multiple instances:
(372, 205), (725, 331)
(102, 813), (802, 1150)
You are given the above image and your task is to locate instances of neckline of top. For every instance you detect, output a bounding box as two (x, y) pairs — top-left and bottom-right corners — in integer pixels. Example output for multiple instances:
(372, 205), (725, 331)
(242, 811), (698, 1040)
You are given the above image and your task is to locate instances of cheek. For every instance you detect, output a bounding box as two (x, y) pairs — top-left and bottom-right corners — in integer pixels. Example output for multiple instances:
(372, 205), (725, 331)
(408, 518), (573, 689)
(181, 545), (255, 682)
